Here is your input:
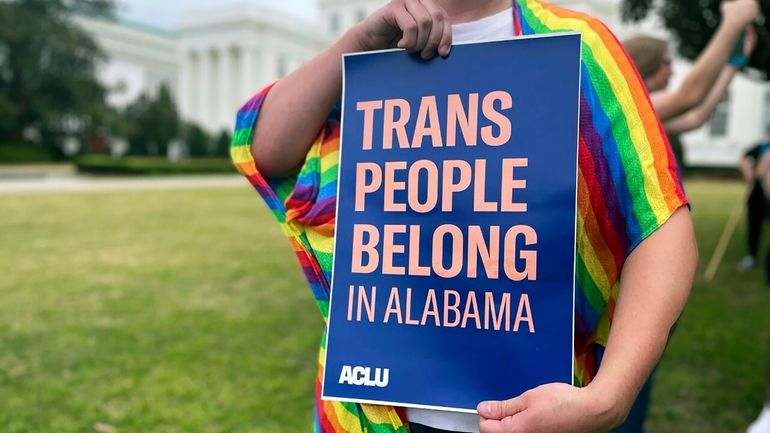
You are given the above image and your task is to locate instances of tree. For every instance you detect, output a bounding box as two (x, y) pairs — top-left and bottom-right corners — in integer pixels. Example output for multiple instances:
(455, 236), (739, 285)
(621, 0), (770, 78)
(215, 130), (232, 158)
(123, 84), (179, 156)
(184, 122), (211, 158)
(0, 0), (114, 156)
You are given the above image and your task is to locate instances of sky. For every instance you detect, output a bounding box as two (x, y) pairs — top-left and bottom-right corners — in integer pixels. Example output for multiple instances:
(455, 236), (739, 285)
(115, 0), (318, 30)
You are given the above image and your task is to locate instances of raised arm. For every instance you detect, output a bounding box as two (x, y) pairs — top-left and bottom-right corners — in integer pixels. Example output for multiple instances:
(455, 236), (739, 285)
(250, 0), (453, 178)
(650, 0), (758, 122)
(662, 66), (737, 135)
(663, 25), (756, 135)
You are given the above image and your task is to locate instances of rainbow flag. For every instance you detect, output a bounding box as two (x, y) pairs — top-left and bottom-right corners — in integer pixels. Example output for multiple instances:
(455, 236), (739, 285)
(230, 0), (687, 431)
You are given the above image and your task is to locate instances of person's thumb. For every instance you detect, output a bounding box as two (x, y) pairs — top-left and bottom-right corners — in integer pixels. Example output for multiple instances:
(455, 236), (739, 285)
(477, 397), (526, 420)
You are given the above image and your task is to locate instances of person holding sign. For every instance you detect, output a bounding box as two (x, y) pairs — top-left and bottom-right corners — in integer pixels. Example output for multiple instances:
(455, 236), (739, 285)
(227, 0), (744, 431)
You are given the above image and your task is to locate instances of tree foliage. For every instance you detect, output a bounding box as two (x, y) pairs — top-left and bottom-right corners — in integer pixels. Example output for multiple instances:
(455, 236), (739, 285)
(621, 0), (770, 78)
(184, 122), (211, 158)
(215, 130), (232, 158)
(123, 84), (180, 156)
(0, 0), (114, 151)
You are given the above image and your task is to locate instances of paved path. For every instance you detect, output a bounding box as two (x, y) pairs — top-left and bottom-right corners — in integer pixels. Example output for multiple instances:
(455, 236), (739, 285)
(0, 174), (246, 195)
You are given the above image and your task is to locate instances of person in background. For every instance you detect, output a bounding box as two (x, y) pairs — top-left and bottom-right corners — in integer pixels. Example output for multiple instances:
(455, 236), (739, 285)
(738, 134), (770, 273)
(625, 26), (756, 129)
(625, 25), (756, 169)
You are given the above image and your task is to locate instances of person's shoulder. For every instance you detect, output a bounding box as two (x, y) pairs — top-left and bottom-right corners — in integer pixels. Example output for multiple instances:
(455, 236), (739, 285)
(526, 0), (613, 32)
(523, 0), (621, 52)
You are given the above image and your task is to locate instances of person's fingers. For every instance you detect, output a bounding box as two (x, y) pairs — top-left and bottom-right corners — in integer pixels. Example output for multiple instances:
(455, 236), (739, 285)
(438, 17), (452, 57)
(404, 0), (432, 53)
(479, 414), (527, 433)
(745, 0), (760, 22)
(477, 396), (527, 420)
(389, 5), (418, 49)
(721, 0), (759, 25)
(478, 418), (505, 433)
(417, 0), (449, 58)
(478, 401), (504, 419)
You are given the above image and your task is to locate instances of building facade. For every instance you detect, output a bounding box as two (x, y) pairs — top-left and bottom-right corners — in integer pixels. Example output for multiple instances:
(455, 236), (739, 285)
(79, 0), (770, 165)
(176, 5), (329, 133)
(75, 16), (178, 108)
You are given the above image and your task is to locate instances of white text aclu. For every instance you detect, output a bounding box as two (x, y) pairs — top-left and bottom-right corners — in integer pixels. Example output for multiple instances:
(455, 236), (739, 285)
(338, 365), (390, 387)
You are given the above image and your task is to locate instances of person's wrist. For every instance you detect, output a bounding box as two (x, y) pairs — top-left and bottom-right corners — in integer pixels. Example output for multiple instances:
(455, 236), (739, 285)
(583, 380), (634, 429)
(729, 54), (748, 68)
(721, 12), (751, 31)
(343, 23), (374, 53)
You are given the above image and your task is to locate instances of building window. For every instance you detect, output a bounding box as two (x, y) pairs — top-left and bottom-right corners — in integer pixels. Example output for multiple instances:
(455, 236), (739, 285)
(709, 92), (730, 137)
(330, 13), (340, 35)
(355, 9), (367, 23)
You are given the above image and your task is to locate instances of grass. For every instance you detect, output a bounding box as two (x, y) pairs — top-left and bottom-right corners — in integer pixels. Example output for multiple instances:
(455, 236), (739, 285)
(0, 179), (768, 432)
(0, 187), (319, 432)
(648, 179), (770, 433)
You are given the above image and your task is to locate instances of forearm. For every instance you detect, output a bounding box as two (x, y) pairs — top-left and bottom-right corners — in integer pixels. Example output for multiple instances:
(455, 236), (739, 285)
(675, 21), (744, 111)
(586, 208), (697, 419)
(250, 28), (366, 178)
(251, 0), (455, 178)
(664, 66), (737, 135)
(651, 21), (744, 122)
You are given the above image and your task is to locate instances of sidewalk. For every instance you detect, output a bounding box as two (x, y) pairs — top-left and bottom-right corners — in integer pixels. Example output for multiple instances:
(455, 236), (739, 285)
(0, 163), (77, 179)
(0, 171), (246, 195)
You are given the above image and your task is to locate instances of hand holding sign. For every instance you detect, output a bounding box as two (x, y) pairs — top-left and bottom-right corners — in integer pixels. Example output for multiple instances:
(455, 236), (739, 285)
(323, 35), (582, 411)
(477, 383), (622, 433)
(355, 0), (452, 59)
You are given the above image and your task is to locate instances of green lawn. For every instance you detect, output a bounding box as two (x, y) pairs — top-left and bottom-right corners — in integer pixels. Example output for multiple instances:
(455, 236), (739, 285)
(648, 179), (770, 433)
(0, 179), (768, 433)
(0, 186), (319, 433)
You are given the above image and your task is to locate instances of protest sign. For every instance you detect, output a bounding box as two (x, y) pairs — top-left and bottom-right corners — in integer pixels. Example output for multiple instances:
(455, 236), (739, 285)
(322, 33), (582, 412)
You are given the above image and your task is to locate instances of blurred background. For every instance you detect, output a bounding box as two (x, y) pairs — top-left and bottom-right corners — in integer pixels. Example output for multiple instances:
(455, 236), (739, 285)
(0, 0), (769, 432)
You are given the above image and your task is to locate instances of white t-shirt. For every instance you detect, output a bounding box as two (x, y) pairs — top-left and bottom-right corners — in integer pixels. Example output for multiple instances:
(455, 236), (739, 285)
(405, 7), (514, 433)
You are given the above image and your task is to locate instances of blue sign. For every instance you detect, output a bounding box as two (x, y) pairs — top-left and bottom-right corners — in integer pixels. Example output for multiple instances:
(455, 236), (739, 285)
(323, 33), (582, 412)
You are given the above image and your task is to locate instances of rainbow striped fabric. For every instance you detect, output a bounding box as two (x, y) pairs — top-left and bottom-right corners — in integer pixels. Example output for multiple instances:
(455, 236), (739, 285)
(231, 0), (687, 431)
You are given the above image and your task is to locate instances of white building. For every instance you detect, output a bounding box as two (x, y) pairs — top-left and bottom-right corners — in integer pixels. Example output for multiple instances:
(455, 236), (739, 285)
(78, 0), (770, 166)
(176, 4), (329, 133)
(319, 0), (387, 38)
(74, 16), (178, 107)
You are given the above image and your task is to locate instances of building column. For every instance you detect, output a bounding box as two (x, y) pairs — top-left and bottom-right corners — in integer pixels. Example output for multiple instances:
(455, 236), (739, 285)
(263, 49), (277, 83)
(178, 50), (192, 122)
(219, 45), (233, 131)
(240, 45), (256, 101)
(203, 49), (219, 133)
(189, 50), (201, 125)
(198, 49), (211, 130)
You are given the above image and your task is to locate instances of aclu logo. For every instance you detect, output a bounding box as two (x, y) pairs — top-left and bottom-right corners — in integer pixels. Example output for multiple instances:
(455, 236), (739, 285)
(338, 365), (390, 387)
